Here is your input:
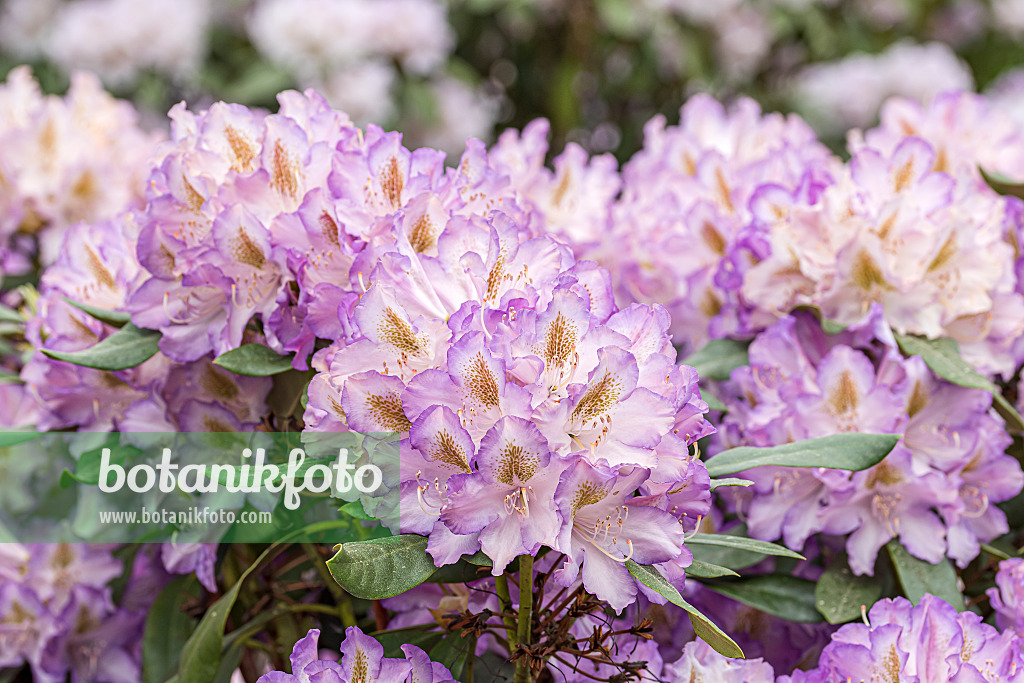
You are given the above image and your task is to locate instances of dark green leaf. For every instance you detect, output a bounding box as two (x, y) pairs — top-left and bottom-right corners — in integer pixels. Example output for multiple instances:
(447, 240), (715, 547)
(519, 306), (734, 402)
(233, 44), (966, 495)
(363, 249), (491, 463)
(178, 545), (284, 683)
(681, 339), (749, 381)
(886, 541), (964, 610)
(625, 561), (743, 658)
(703, 575), (823, 623)
(894, 333), (1024, 432)
(327, 534), (438, 600)
(705, 433), (900, 477)
(373, 630), (444, 658)
(213, 343), (294, 376)
(63, 297), (131, 327)
(814, 557), (882, 624)
(687, 533), (805, 560)
(427, 559), (487, 584)
(41, 323), (160, 371)
(429, 635), (472, 680)
(143, 577), (199, 683)
(709, 477), (753, 491)
(981, 168), (1024, 199)
(688, 524), (772, 572)
(686, 559), (739, 579)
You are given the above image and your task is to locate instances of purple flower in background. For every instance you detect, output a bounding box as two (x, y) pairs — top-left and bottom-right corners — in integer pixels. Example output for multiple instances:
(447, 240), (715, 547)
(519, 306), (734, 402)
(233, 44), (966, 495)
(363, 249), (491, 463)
(989, 558), (1024, 637)
(256, 627), (454, 683)
(716, 306), (1023, 574)
(662, 640), (774, 682)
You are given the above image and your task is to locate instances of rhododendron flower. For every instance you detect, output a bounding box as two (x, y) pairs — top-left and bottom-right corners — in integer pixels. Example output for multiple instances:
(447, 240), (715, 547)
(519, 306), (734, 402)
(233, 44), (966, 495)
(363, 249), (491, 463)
(989, 558), (1024, 637)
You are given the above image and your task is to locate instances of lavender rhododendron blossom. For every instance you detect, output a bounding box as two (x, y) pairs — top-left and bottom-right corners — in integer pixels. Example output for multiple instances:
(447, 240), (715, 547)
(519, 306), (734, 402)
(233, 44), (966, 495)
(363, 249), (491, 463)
(596, 94), (836, 352)
(779, 595), (1024, 683)
(256, 627), (455, 683)
(716, 307), (1023, 574)
(0, 67), (161, 274)
(662, 640), (774, 682)
(989, 558), (1024, 637)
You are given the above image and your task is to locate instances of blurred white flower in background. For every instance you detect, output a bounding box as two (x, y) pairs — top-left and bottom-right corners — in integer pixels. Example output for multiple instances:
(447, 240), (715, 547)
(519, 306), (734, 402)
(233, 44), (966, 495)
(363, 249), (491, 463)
(791, 41), (974, 134)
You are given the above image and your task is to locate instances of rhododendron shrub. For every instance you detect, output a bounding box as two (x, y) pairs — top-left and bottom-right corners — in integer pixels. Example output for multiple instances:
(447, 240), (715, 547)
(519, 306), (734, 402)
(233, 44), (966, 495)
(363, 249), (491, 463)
(3, 62), (1024, 683)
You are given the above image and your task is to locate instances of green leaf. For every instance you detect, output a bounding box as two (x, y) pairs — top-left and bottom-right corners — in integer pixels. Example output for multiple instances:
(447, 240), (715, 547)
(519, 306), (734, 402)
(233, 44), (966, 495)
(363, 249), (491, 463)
(703, 392), (727, 413)
(178, 545), (284, 683)
(0, 427), (39, 448)
(709, 477), (753, 491)
(428, 635), (472, 680)
(41, 323), (160, 371)
(886, 541), (964, 611)
(63, 297), (131, 327)
(625, 560), (743, 659)
(143, 577), (200, 683)
(212, 343), (294, 376)
(686, 559), (739, 579)
(894, 333), (1024, 432)
(373, 630), (445, 658)
(0, 303), (22, 324)
(705, 433), (901, 478)
(327, 534), (438, 600)
(687, 533), (805, 560)
(340, 500), (376, 520)
(427, 558), (487, 584)
(814, 556), (882, 624)
(980, 167), (1024, 199)
(703, 575), (823, 623)
(681, 339), (749, 381)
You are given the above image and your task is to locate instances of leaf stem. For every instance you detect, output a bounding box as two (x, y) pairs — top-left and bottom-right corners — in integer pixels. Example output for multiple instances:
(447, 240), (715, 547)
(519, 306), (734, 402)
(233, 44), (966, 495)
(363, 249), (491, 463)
(494, 573), (517, 653)
(514, 555), (535, 683)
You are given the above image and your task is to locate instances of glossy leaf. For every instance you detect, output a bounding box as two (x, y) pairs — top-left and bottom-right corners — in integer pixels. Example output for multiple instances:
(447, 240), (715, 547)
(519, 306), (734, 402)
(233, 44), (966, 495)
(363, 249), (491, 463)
(687, 533), (805, 560)
(703, 575), (823, 623)
(814, 557), (882, 624)
(625, 560), (743, 658)
(685, 559), (739, 579)
(213, 343), (294, 376)
(886, 541), (964, 611)
(705, 433), (900, 477)
(327, 534), (438, 600)
(63, 297), (131, 327)
(41, 322), (160, 371)
(143, 577), (199, 683)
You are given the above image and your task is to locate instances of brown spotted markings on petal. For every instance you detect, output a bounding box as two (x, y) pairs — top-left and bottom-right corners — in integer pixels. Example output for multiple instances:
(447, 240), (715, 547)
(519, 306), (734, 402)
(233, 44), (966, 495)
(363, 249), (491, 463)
(485, 250), (507, 303)
(232, 227), (266, 269)
(380, 156), (405, 209)
(0, 600), (31, 624)
(50, 543), (75, 570)
(366, 392), (412, 432)
(200, 365), (240, 402)
(540, 312), (578, 368)
(927, 234), (958, 273)
(378, 307), (426, 356)
(465, 354), (500, 407)
(270, 140), (301, 202)
(572, 372), (623, 424)
(202, 416), (234, 432)
(182, 175), (205, 212)
(493, 440), (539, 485)
(85, 244), (116, 289)
(850, 249), (890, 290)
(878, 644), (902, 683)
(892, 158), (915, 193)
(715, 168), (736, 214)
(351, 648), (370, 683)
(701, 221), (727, 256)
(225, 125), (258, 173)
(906, 380), (929, 418)
(319, 212), (340, 247)
(569, 480), (608, 518)
(408, 214), (436, 253)
(430, 430), (472, 473)
(827, 370), (860, 416)
(865, 461), (904, 489)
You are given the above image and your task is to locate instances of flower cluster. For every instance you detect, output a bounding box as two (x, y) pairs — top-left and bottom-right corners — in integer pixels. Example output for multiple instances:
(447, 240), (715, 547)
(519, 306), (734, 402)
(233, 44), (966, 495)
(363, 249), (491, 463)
(256, 627), (455, 683)
(715, 307), (1023, 574)
(781, 595), (1024, 683)
(21, 215), (271, 433)
(304, 203), (714, 610)
(990, 558), (1024, 637)
(598, 94), (834, 353)
(0, 67), (161, 274)
(0, 543), (157, 683)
